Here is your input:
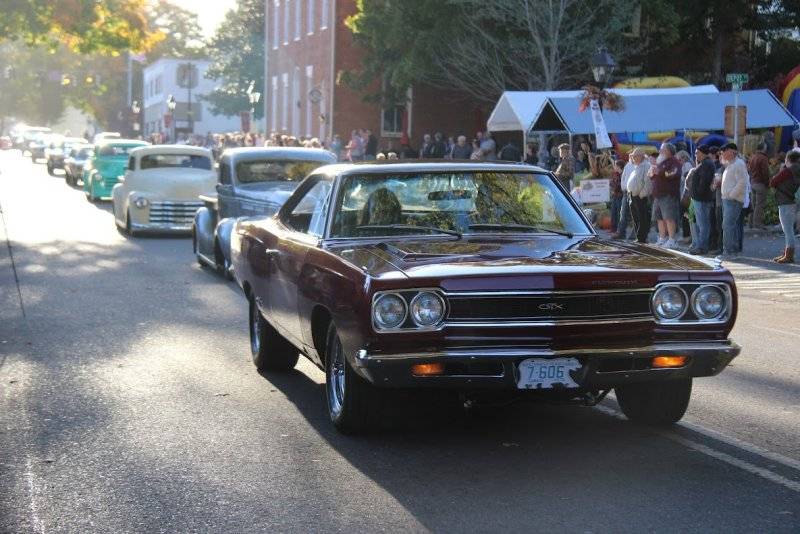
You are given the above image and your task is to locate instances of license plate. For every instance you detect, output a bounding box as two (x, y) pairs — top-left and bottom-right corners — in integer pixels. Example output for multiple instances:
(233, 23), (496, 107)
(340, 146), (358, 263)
(517, 358), (581, 390)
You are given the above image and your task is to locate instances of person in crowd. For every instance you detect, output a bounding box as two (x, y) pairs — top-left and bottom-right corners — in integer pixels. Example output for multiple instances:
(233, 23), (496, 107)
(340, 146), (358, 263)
(553, 143), (574, 191)
(470, 139), (482, 160)
(427, 132), (447, 158)
(747, 143), (770, 229)
(498, 139), (521, 161)
(768, 150), (800, 263)
(719, 142), (749, 257)
(387, 152), (398, 160)
(574, 150), (587, 173)
(419, 133), (432, 158)
(363, 129), (378, 159)
(446, 136), (455, 157)
(676, 150), (693, 242)
(479, 131), (497, 160)
(399, 141), (417, 159)
(376, 152), (386, 160)
(329, 134), (343, 161)
(649, 142), (682, 249)
(708, 146), (724, 253)
(450, 135), (472, 159)
(346, 130), (364, 161)
(612, 152), (634, 239)
(524, 143), (538, 165)
(762, 130), (776, 158)
(626, 147), (652, 243)
(609, 159), (625, 234)
(688, 144), (716, 255)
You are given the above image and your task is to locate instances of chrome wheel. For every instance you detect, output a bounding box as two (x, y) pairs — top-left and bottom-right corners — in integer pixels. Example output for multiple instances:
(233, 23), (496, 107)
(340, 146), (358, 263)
(250, 299), (261, 355)
(327, 335), (346, 418)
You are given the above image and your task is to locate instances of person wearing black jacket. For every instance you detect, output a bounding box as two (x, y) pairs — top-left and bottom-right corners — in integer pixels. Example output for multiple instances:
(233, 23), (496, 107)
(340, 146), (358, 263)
(689, 144), (716, 255)
(424, 132), (447, 158)
(364, 129), (378, 159)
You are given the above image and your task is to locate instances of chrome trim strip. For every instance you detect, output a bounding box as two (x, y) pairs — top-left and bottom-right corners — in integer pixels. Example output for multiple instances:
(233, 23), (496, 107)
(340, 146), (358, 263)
(444, 288), (654, 297)
(131, 222), (192, 232)
(444, 316), (654, 328)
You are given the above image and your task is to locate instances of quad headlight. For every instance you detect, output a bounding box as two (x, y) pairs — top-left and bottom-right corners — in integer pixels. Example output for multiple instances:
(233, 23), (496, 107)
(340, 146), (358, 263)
(372, 293), (407, 330)
(652, 286), (687, 320)
(410, 291), (445, 327)
(691, 285), (726, 320)
(134, 197), (149, 209)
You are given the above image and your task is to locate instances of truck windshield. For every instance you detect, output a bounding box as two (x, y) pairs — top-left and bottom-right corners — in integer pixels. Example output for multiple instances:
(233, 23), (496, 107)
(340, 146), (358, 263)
(235, 160), (322, 184)
(140, 154), (212, 170)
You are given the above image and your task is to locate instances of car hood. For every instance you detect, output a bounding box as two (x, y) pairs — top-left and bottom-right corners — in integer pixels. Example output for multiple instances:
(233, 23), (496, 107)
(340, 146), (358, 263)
(326, 236), (719, 280)
(235, 182), (299, 204)
(125, 168), (216, 198)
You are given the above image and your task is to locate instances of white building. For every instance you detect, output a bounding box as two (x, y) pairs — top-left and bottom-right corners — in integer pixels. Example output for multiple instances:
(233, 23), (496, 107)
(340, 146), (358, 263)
(142, 58), (241, 138)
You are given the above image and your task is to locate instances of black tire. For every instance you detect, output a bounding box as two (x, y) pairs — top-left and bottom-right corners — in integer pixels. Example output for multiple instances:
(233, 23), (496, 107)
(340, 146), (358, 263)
(324, 322), (379, 434)
(248, 296), (298, 372)
(124, 209), (135, 236)
(47, 161), (54, 175)
(616, 378), (692, 426)
(65, 171), (73, 186)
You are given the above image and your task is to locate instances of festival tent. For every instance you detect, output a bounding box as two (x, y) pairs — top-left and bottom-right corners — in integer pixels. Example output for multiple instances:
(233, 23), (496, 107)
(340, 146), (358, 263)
(486, 85), (719, 134)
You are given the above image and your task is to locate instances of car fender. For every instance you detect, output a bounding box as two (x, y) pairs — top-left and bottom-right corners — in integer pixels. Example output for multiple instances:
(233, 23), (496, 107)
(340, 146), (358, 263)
(111, 184), (127, 223)
(215, 217), (236, 263)
(124, 191), (153, 227)
(194, 207), (216, 259)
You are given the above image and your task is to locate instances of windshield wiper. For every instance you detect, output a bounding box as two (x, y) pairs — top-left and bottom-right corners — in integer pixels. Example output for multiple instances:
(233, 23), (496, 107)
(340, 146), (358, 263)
(356, 224), (462, 239)
(467, 223), (573, 238)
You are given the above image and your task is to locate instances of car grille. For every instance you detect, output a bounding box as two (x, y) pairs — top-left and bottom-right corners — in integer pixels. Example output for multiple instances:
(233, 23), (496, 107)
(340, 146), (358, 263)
(445, 290), (653, 324)
(148, 201), (202, 225)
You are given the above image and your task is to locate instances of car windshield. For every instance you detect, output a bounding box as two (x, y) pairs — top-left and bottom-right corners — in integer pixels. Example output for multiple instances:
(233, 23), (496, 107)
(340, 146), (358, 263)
(140, 154), (212, 170)
(329, 171), (591, 238)
(76, 148), (93, 158)
(235, 159), (322, 184)
(98, 144), (141, 157)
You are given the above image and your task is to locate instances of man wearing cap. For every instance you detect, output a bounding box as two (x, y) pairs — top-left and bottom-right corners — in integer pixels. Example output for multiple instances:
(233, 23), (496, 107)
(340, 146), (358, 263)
(649, 142), (682, 248)
(688, 144), (716, 254)
(719, 142), (749, 255)
(553, 143), (574, 191)
(612, 152), (635, 239)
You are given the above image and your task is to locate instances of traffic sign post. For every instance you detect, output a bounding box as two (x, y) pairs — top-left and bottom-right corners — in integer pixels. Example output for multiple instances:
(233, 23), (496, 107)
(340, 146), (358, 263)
(726, 73), (749, 147)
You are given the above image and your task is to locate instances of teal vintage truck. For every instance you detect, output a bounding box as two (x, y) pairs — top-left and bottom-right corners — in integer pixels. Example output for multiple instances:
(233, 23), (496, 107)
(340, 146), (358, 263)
(83, 139), (149, 201)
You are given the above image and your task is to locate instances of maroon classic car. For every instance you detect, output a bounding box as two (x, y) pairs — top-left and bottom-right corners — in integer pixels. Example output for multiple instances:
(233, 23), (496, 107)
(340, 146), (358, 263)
(231, 161), (740, 433)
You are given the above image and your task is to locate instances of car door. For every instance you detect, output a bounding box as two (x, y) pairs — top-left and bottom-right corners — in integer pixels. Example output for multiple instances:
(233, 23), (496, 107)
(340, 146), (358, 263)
(266, 176), (334, 345)
(216, 157), (235, 219)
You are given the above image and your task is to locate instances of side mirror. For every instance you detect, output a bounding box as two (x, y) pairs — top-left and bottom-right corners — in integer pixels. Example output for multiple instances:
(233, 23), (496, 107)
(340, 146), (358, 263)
(216, 183), (232, 195)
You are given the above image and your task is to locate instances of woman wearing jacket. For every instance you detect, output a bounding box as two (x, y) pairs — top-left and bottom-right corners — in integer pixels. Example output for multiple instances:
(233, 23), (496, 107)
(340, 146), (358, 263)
(769, 150), (800, 263)
(626, 147), (652, 243)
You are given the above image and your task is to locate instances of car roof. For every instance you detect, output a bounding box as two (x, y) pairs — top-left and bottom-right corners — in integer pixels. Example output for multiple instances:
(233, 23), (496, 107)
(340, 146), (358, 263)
(314, 160), (549, 176)
(128, 145), (212, 157)
(223, 146), (337, 163)
(96, 139), (150, 147)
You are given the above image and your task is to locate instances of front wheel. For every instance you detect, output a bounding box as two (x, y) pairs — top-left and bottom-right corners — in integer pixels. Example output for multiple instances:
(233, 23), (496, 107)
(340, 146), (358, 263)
(47, 161), (54, 175)
(325, 322), (379, 434)
(615, 378), (692, 426)
(248, 296), (298, 372)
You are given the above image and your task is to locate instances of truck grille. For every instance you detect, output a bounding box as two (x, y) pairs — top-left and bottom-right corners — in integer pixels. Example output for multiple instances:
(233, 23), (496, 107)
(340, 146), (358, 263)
(148, 201), (202, 225)
(445, 290), (653, 324)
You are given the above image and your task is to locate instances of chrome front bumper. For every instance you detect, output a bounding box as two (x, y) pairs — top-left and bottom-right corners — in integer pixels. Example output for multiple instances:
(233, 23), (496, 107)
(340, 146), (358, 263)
(353, 340), (741, 389)
(131, 222), (193, 233)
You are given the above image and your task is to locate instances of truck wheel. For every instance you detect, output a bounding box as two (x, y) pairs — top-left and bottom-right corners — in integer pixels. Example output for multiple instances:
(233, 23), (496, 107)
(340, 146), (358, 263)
(47, 161), (54, 175)
(325, 322), (379, 434)
(249, 296), (298, 372)
(616, 378), (692, 426)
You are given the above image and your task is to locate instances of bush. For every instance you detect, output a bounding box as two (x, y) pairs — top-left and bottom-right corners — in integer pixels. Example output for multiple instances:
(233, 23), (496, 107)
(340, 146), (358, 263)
(764, 189), (779, 226)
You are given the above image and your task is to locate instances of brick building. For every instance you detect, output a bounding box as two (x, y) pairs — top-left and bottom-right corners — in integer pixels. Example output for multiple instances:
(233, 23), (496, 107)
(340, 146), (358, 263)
(264, 0), (485, 153)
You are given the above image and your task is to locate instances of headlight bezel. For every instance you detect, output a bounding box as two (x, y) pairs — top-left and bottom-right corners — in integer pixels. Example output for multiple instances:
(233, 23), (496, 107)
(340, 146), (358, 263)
(133, 197), (149, 209)
(372, 292), (408, 331)
(690, 284), (728, 321)
(409, 291), (446, 328)
(652, 282), (732, 325)
(652, 285), (688, 322)
(371, 289), (448, 332)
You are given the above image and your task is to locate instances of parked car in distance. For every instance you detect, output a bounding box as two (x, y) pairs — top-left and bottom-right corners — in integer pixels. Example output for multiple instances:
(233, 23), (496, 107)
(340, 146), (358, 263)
(46, 136), (88, 175)
(83, 139), (150, 201)
(29, 133), (60, 163)
(64, 145), (94, 186)
(93, 131), (121, 144)
(113, 145), (215, 235)
(194, 147), (336, 277)
(0, 136), (11, 150)
(13, 126), (51, 152)
(231, 161), (741, 433)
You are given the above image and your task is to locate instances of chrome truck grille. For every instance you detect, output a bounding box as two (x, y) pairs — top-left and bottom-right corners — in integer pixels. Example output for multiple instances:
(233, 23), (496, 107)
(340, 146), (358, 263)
(148, 201), (203, 225)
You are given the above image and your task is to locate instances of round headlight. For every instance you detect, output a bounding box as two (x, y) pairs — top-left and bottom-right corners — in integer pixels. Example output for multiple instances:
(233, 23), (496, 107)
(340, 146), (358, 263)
(653, 286), (687, 320)
(373, 293), (407, 330)
(691, 285), (726, 320)
(410, 291), (445, 327)
(134, 197), (149, 209)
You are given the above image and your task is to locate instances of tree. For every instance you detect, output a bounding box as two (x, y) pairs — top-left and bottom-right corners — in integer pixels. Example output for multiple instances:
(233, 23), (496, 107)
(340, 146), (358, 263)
(0, 0), (161, 54)
(202, 0), (265, 119)
(145, 0), (206, 61)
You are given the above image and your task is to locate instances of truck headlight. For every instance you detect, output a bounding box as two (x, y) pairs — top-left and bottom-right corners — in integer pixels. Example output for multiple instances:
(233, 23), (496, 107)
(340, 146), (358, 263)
(410, 291), (445, 327)
(652, 286), (687, 320)
(691, 285), (726, 320)
(134, 197), (149, 209)
(372, 293), (407, 330)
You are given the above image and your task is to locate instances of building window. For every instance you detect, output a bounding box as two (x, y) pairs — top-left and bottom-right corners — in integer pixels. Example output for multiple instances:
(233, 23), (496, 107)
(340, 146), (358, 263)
(381, 104), (405, 137)
(305, 65), (313, 136)
(320, 0), (328, 29)
(271, 76), (278, 133)
(281, 73), (289, 131)
(283, 0), (290, 45)
(307, 0), (315, 35)
(273, 1), (280, 49)
(294, 0), (301, 40)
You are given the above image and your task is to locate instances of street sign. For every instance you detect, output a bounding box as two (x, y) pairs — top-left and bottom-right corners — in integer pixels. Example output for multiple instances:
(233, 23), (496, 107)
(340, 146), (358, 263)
(726, 73), (749, 87)
(724, 105), (746, 137)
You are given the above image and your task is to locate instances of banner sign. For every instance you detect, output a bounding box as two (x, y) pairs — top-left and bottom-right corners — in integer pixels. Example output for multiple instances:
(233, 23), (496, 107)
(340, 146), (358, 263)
(589, 99), (613, 149)
(580, 178), (610, 203)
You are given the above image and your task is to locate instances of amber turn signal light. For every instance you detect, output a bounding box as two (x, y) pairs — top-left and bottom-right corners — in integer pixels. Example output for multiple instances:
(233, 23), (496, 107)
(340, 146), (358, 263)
(411, 362), (445, 376)
(652, 356), (688, 368)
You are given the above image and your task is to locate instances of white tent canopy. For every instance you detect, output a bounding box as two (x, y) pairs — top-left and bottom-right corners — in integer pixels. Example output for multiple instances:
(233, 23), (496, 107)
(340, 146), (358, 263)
(487, 86), (720, 134)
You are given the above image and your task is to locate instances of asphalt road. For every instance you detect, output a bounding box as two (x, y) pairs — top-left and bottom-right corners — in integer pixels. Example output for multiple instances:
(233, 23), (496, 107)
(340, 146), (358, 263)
(1, 150), (799, 533)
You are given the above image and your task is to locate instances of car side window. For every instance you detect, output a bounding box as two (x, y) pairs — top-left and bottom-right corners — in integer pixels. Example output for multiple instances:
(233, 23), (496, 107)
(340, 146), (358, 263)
(128, 156), (136, 171)
(285, 178), (333, 237)
(219, 161), (232, 185)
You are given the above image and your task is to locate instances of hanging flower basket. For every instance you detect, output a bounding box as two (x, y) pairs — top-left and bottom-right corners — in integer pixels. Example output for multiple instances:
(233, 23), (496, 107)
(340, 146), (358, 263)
(578, 85), (625, 112)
